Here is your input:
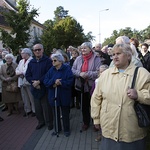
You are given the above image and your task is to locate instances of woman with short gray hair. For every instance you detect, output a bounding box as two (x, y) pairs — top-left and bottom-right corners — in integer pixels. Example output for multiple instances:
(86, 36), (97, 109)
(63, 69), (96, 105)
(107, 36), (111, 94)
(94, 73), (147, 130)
(72, 41), (101, 131)
(15, 48), (35, 117)
(44, 53), (74, 137)
(51, 53), (65, 63)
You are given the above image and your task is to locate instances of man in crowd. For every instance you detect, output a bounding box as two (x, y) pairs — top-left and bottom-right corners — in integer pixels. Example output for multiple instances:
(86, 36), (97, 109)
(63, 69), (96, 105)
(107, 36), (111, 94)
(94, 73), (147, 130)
(25, 44), (53, 130)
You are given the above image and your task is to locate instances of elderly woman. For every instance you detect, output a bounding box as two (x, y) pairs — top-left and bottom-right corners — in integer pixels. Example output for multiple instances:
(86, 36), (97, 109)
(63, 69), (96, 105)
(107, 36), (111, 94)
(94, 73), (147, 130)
(0, 54), (21, 116)
(16, 48), (35, 117)
(116, 36), (143, 67)
(91, 44), (150, 150)
(72, 42), (101, 131)
(44, 53), (74, 137)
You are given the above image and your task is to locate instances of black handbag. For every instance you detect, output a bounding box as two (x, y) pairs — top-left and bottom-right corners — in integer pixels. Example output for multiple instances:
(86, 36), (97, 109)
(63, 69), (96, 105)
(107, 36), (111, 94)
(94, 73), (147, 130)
(132, 67), (150, 127)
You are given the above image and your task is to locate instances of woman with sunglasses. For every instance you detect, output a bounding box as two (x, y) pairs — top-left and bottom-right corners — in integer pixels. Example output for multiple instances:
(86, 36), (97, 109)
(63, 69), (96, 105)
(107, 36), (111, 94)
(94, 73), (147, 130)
(44, 53), (74, 137)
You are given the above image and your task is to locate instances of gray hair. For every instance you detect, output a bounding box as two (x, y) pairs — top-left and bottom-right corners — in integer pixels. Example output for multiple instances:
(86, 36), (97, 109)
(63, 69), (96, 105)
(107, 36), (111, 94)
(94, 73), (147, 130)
(5, 53), (14, 60)
(55, 49), (64, 54)
(21, 48), (33, 56)
(81, 42), (92, 49)
(116, 36), (130, 44)
(2, 50), (9, 56)
(33, 44), (44, 50)
(51, 53), (65, 63)
(112, 44), (132, 59)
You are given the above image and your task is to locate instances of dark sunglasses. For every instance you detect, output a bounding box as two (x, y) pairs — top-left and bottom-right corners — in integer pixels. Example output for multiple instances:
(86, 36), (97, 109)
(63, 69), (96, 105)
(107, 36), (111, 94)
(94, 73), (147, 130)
(33, 49), (41, 52)
(52, 59), (57, 62)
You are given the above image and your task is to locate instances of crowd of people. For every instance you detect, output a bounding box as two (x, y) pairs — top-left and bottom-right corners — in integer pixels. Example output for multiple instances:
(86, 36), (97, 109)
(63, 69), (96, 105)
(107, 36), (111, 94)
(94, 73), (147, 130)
(0, 36), (150, 149)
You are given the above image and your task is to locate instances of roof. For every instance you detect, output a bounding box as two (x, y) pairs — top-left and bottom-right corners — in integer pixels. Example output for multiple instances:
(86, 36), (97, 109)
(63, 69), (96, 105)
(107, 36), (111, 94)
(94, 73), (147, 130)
(4, 0), (17, 11)
(0, 1), (44, 29)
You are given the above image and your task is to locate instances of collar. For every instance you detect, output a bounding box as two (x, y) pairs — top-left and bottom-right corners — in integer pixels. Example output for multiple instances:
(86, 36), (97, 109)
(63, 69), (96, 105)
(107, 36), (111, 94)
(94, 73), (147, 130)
(111, 62), (136, 76)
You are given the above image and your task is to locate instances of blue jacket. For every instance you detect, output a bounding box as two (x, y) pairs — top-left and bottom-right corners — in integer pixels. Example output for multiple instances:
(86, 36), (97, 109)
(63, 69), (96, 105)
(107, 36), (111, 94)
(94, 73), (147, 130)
(25, 55), (52, 99)
(44, 64), (74, 106)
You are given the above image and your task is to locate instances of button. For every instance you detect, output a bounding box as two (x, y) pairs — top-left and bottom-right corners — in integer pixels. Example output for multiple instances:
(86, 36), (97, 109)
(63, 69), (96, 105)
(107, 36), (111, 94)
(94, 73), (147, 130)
(119, 105), (121, 107)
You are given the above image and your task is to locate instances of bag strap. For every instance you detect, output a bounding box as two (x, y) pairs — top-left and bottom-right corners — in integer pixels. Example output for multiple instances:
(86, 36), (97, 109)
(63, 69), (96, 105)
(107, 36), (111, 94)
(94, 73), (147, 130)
(131, 67), (139, 89)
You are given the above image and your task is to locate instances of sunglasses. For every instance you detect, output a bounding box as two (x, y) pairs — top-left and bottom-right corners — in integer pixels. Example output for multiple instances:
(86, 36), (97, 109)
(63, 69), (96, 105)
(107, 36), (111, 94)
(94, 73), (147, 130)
(33, 49), (41, 52)
(52, 59), (57, 62)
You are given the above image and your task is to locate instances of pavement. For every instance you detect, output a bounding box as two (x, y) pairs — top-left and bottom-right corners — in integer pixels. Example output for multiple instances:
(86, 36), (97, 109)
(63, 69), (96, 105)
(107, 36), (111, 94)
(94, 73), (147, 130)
(0, 102), (100, 150)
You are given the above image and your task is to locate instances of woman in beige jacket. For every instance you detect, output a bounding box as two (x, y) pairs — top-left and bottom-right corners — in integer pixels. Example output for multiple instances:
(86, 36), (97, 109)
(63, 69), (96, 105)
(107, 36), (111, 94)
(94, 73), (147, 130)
(91, 44), (150, 150)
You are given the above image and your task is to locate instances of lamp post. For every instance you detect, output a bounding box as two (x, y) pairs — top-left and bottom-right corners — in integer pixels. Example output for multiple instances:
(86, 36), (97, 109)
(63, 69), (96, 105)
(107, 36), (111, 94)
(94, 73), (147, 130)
(99, 9), (109, 43)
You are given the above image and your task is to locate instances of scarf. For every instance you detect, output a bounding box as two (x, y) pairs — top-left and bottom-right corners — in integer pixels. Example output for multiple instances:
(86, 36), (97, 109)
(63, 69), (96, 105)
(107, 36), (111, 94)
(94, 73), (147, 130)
(81, 51), (93, 72)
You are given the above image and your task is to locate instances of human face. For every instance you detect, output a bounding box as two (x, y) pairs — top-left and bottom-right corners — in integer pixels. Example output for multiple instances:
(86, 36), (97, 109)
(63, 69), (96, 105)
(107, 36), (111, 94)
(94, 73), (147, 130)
(95, 44), (101, 51)
(52, 57), (62, 69)
(112, 48), (130, 69)
(21, 52), (29, 59)
(141, 45), (148, 53)
(81, 46), (91, 55)
(6, 57), (13, 64)
(71, 51), (79, 59)
(33, 44), (44, 59)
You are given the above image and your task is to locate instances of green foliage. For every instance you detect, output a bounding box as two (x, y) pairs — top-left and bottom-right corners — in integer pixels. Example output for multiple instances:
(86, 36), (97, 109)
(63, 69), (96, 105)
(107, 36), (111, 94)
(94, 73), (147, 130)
(0, 0), (38, 54)
(41, 19), (58, 55)
(54, 16), (85, 48)
(54, 6), (69, 23)
(141, 25), (150, 40)
(41, 6), (94, 53)
(103, 26), (150, 46)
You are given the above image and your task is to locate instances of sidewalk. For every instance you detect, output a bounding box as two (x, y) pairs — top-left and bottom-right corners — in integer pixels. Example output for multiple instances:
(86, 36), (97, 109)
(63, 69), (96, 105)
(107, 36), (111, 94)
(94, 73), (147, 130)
(0, 104), (100, 150)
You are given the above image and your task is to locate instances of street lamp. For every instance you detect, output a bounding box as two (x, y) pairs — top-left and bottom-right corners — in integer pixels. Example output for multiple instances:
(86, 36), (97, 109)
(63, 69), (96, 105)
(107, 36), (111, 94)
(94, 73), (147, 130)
(99, 9), (109, 43)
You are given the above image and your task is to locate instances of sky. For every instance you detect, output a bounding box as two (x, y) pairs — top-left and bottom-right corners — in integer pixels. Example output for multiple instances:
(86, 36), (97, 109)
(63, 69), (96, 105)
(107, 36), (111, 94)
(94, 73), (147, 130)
(29, 0), (150, 45)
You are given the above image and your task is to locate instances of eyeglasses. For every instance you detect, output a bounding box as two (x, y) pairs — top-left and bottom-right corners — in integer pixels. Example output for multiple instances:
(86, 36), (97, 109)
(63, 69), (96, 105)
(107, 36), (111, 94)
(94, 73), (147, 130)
(52, 59), (57, 62)
(33, 49), (41, 52)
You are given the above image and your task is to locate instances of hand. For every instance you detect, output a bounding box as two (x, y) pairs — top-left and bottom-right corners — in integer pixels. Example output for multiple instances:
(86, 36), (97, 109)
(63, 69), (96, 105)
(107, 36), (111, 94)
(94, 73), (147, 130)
(80, 72), (87, 79)
(35, 85), (40, 89)
(94, 124), (100, 130)
(32, 80), (40, 88)
(127, 87), (138, 100)
(55, 79), (62, 86)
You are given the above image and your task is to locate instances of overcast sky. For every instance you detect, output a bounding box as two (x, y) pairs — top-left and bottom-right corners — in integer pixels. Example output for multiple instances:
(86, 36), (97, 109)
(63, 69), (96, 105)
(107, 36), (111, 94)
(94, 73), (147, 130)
(30, 0), (150, 44)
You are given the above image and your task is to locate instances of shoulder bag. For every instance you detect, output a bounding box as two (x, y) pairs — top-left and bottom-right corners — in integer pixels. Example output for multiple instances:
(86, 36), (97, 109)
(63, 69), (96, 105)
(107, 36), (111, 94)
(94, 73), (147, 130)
(132, 67), (150, 127)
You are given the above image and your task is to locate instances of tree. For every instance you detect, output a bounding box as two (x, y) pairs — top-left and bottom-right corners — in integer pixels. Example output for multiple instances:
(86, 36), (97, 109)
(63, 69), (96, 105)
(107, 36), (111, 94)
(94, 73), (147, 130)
(141, 25), (150, 40)
(54, 6), (69, 23)
(84, 31), (95, 42)
(41, 19), (58, 55)
(0, 0), (38, 54)
(41, 6), (94, 53)
(54, 16), (85, 49)
(103, 25), (150, 46)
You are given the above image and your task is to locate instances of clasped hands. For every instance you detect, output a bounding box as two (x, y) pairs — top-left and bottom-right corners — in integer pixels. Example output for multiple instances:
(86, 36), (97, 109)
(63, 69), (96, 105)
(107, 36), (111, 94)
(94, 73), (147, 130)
(53, 79), (62, 88)
(80, 72), (88, 79)
(32, 80), (40, 89)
